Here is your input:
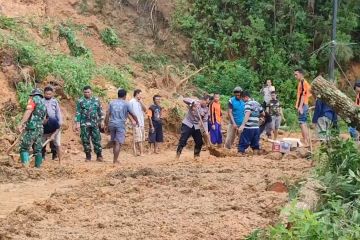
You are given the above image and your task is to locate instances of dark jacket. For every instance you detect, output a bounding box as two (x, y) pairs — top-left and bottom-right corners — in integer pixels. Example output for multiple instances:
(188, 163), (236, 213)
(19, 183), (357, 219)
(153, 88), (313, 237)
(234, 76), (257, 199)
(312, 99), (337, 125)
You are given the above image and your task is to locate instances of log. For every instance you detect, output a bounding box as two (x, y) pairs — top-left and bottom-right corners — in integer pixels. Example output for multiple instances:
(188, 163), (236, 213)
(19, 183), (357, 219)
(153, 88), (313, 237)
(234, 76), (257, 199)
(312, 76), (360, 131)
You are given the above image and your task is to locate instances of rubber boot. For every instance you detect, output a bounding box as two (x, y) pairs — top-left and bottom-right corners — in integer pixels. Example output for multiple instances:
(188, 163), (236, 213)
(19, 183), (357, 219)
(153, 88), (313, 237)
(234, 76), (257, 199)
(34, 154), (43, 168)
(96, 152), (103, 162)
(50, 142), (57, 160)
(85, 152), (91, 162)
(20, 152), (30, 166)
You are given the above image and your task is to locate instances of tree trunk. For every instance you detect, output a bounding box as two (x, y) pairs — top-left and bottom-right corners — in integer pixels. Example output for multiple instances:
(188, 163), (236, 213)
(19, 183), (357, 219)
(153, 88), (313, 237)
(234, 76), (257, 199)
(311, 76), (360, 131)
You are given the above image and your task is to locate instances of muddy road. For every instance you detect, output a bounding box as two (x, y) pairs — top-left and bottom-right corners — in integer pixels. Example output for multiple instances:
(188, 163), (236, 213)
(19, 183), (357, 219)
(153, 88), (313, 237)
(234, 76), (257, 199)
(0, 146), (311, 240)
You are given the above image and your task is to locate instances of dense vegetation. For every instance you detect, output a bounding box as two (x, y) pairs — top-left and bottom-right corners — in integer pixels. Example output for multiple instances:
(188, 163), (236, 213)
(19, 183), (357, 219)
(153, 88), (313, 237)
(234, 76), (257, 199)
(0, 16), (132, 109)
(246, 137), (360, 239)
(173, 0), (360, 108)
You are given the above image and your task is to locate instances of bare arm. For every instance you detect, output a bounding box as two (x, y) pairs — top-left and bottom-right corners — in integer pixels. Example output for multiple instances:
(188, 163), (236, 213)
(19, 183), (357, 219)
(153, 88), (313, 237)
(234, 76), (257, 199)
(18, 109), (33, 131)
(139, 100), (147, 112)
(128, 111), (139, 125)
(228, 108), (236, 125)
(104, 107), (110, 127)
(240, 111), (251, 128)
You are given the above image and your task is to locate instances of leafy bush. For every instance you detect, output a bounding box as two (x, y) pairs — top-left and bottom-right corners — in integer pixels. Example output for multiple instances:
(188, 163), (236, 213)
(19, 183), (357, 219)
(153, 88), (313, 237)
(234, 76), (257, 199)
(96, 65), (132, 90)
(58, 25), (90, 57)
(16, 82), (34, 110)
(132, 51), (169, 72)
(100, 27), (120, 47)
(0, 16), (17, 30)
(246, 137), (360, 239)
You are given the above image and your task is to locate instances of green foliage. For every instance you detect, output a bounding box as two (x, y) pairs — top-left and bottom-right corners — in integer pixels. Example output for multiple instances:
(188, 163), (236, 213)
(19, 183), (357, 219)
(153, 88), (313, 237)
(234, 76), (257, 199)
(16, 82), (34, 110)
(96, 65), (132, 90)
(247, 137), (360, 239)
(41, 23), (53, 38)
(0, 15), (17, 30)
(174, 0), (360, 107)
(58, 25), (90, 57)
(100, 27), (120, 47)
(132, 51), (169, 72)
(194, 60), (260, 98)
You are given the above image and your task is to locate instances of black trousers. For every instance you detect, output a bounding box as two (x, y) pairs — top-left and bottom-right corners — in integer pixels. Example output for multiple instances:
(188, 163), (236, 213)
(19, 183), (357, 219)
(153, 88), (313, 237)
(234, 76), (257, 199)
(177, 124), (203, 156)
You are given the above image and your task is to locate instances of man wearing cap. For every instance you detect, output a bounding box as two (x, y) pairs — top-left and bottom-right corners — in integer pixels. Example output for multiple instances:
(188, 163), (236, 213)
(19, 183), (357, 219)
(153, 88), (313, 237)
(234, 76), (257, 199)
(17, 88), (47, 168)
(224, 86), (245, 149)
(349, 80), (360, 140)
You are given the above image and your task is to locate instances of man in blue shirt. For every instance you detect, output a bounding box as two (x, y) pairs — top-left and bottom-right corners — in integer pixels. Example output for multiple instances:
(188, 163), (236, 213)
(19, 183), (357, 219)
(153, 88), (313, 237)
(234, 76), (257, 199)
(105, 89), (138, 164)
(225, 86), (245, 149)
(312, 98), (337, 140)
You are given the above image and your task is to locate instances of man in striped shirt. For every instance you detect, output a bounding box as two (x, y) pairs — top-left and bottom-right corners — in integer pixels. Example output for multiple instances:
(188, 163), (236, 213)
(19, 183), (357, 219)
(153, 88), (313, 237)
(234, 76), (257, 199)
(238, 91), (264, 154)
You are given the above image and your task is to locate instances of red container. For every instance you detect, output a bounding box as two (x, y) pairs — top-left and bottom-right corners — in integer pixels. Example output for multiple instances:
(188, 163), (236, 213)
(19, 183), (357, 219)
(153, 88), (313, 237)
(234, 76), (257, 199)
(272, 141), (280, 152)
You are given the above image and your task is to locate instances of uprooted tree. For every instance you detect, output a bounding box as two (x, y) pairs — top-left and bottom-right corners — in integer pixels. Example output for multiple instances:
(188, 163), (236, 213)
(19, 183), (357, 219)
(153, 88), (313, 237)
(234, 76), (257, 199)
(311, 76), (360, 131)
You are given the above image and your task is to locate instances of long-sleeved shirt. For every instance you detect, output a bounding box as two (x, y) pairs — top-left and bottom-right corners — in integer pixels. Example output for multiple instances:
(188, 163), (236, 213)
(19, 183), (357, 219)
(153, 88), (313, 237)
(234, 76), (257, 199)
(44, 97), (62, 125)
(182, 98), (209, 130)
(75, 96), (103, 127)
(312, 99), (337, 124)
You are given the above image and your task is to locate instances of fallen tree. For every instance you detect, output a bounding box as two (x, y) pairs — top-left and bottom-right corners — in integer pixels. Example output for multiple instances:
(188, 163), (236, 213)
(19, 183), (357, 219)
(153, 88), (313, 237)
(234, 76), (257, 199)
(311, 75), (360, 131)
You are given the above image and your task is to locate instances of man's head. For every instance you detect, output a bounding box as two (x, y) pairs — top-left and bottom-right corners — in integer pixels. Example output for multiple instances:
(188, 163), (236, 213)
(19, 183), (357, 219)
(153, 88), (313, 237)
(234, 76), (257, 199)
(294, 68), (305, 81)
(153, 94), (161, 105)
(266, 79), (272, 86)
(200, 95), (210, 106)
(133, 89), (142, 100)
(241, 91), (251, 102)
(213, 93), (220, 102)
(270, 91), (277, 100)
(29, 88), (43, 98)
(233, 86), (242, 99)
(354, 80), (360, 93)
(44, 86), (54, 100)
(118, 88), (127, 99)
(83, 85), (92, 99)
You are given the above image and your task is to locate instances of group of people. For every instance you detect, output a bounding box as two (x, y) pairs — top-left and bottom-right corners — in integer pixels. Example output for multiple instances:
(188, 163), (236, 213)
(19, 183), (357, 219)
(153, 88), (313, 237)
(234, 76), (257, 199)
(16, 85), (165, 167)
(15, 67), (359, 167)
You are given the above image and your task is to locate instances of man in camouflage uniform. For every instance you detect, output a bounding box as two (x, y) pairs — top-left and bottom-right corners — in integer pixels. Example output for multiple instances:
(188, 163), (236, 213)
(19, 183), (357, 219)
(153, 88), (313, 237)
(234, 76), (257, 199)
(17, 88), (47, 168)
(75, 85), (104, 161)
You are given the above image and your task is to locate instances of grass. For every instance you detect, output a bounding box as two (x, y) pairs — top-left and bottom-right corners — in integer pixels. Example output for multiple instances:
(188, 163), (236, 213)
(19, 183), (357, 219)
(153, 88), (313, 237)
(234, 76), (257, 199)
(132, 51), (169, 72)
(96, 65), (132, 90)
(1, 21), (132, 100)
(0, 15), (17, 30)
(100, 27), (120, 47)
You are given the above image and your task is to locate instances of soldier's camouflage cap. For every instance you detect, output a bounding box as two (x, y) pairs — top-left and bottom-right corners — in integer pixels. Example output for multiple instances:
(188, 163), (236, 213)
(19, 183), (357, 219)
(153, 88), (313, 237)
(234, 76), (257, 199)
(29, 88), (43, 97)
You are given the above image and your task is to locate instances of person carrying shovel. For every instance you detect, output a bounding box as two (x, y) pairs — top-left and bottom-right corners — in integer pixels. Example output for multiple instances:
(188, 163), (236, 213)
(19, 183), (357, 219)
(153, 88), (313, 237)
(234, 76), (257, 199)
(176, 95), (210, 160)
(17, 88), (47, 168)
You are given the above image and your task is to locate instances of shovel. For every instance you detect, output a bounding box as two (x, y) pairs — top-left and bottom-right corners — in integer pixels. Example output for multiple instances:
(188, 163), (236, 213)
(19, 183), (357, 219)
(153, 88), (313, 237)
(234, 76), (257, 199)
(195, 107), (223, 157)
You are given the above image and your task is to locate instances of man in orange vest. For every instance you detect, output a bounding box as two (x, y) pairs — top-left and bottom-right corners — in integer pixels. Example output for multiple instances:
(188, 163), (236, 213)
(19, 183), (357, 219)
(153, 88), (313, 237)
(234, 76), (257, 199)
(294, 68), (312, 146)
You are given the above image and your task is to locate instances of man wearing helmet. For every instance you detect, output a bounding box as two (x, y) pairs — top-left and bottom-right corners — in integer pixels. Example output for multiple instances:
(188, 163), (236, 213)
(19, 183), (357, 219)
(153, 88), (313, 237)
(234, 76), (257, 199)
(17, 88), (47, 168)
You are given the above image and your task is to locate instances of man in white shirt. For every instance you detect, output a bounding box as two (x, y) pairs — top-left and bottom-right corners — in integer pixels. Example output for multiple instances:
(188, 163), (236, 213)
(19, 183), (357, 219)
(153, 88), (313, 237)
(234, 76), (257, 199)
(129, 89), (147, 156)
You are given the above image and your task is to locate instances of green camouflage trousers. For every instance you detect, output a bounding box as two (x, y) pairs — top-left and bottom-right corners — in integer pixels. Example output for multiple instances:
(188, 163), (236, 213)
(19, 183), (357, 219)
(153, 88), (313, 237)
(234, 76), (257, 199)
(80, 126), (102, 154)
(19, 127), (43, 156)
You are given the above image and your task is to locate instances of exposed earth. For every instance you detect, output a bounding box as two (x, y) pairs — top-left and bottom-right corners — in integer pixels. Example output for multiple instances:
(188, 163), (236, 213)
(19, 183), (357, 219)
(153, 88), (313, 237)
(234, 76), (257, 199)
(0, 0), (315, 239)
